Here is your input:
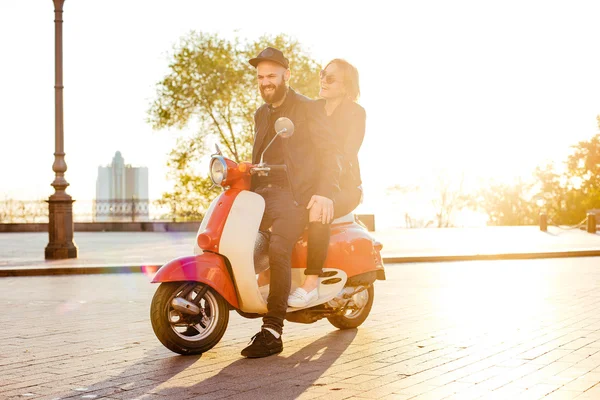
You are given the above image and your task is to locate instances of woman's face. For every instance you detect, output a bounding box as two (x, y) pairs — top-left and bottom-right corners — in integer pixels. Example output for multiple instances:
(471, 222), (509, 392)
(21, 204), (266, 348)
(319, 63), (345, 100)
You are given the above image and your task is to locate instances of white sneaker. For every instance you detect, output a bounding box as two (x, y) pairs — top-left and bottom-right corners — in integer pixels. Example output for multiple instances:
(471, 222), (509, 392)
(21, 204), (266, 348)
(287, 287), (319, 308)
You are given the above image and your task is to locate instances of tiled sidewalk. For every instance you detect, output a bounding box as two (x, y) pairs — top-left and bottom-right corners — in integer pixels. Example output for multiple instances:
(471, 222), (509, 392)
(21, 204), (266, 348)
(1, 226), (600, 274)
(2, 257), (600, 399)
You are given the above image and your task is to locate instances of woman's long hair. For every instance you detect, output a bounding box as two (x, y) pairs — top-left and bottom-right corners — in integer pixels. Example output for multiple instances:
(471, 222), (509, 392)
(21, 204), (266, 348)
(324, 58), (360, 101)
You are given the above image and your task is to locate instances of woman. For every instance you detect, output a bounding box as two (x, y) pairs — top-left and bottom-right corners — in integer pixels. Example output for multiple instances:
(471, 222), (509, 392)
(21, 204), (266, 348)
(288, 59), (366, 307)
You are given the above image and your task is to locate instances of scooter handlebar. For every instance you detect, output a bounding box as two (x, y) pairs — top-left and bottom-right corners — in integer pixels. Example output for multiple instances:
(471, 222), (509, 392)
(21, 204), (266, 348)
(249, 164), (287, 174)
(267, 165), (287, 171)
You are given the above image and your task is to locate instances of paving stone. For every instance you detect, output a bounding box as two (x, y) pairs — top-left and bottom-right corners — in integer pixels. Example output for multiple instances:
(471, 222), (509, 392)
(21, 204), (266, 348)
(3, 258), (600, 399)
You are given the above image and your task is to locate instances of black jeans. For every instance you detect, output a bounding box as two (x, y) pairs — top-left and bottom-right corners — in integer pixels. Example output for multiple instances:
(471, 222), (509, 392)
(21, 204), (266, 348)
(255, 187), (308, 335)
(305, 185), (362, 276)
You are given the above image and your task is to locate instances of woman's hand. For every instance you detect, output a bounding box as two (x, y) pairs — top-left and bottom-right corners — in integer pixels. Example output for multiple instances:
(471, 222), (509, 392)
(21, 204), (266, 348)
(307, 195), (334, 224)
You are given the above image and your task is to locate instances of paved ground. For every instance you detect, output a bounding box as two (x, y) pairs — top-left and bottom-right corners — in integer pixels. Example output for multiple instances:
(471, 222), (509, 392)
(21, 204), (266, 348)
(2, 258), (600, 399)
(2, 227), (600, 273)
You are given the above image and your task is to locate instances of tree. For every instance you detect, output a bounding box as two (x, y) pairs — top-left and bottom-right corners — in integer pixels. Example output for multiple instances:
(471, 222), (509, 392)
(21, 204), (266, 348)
(561, 133), (600, 223)
(0, 198), (18, 223)
(148, 32), (321, 220)
(431, 172), (470, 228)
(474, 133), (600, 226)
(531, 162), (577, 225)
(567, 135), (600, 193)
(385, 173), (471, 228)
(471, 178), (538, 226)
(0, 198), (47, 223)
(532, 134), (600, 225)
(154, 137), (219, 222)
(385, 184), (431, 228)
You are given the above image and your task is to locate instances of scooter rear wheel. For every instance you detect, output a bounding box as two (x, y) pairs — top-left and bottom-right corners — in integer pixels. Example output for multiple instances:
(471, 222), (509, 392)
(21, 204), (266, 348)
(327, 285), (374, 329)
(150, 282), (229, 355)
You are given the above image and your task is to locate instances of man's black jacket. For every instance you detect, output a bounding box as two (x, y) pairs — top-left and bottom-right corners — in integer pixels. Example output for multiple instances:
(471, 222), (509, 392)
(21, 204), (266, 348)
(251, 88), (342, 207)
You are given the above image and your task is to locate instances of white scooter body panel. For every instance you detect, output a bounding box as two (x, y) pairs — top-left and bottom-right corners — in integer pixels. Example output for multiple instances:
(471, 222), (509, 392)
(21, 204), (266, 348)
(259, 268), (348, 312)
(218, 190), (268, 313)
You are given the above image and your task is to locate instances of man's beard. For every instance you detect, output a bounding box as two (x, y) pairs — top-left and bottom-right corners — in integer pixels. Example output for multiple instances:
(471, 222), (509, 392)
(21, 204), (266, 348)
(260, 79), (287, 104)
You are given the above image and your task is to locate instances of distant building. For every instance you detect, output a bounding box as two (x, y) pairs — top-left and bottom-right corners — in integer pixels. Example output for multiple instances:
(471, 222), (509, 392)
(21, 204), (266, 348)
(95, 151), (149, 222)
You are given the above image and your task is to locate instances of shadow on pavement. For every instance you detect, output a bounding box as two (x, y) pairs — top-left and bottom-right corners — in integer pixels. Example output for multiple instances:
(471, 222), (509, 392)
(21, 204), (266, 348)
(51, 346), (203, 399)
(50, 329), (356, 400)
(155, 328), (358, 400)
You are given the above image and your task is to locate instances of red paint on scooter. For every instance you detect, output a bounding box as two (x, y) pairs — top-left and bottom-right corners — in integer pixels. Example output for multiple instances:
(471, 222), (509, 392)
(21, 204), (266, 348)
(225, 161), (252, 190)
(197, 161), (254, 252)
(152, 253), (239, 308)
(291, 221), (385, 278)
(197, 189), (242, 252)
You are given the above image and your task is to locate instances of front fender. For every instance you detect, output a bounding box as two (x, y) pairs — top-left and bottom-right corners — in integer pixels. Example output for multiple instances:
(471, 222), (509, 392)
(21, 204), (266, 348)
(152, 253), (239, 309)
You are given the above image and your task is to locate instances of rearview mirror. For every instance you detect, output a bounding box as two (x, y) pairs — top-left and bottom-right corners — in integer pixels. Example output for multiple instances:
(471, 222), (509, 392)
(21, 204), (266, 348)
(274, 117), (295, 138)
(259, 117), (295, 165)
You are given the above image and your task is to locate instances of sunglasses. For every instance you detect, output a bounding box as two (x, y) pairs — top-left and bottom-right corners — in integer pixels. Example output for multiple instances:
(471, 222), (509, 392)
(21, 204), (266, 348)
(319, 70), (339, 85)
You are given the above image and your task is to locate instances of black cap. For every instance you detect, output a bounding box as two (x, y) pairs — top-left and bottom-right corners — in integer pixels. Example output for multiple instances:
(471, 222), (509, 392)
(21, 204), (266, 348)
(249, 47), (289, 69)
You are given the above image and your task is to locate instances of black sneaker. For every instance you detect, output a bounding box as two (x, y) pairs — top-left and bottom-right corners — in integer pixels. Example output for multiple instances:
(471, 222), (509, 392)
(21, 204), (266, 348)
(241, 329), (283, 358)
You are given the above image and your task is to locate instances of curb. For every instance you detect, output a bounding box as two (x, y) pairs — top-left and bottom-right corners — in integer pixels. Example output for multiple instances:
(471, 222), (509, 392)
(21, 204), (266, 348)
(2, 250), (600, 277)
(0, 264), (162, 277)
(383, 249), (600, 264)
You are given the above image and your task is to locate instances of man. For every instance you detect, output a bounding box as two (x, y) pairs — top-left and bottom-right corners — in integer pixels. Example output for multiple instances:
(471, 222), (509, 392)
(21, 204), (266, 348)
(241, 47), (342, 358)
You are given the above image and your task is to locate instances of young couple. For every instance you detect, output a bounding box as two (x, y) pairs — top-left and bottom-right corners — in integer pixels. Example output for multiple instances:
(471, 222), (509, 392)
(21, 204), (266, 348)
(242, 47), (366, 358)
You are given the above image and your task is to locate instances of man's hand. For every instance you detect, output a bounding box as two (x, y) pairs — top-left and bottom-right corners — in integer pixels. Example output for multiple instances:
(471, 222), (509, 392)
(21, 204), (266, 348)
(307, 195), (334, 224)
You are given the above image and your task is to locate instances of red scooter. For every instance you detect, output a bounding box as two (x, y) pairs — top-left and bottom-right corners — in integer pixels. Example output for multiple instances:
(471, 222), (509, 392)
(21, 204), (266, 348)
(150, 117), (385, 355)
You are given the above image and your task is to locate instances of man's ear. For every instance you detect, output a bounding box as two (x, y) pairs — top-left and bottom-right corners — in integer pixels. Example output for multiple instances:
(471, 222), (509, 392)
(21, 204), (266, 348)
(284, 69), (291, 82)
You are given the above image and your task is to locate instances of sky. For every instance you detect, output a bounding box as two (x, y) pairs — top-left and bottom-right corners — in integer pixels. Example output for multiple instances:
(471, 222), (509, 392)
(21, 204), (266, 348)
(1, 1), (600, 227)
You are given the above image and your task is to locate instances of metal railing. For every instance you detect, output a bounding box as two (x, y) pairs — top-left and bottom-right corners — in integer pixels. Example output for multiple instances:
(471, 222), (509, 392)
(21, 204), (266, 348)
(94, 199), (150, 222)
(0, 199), (173, 223)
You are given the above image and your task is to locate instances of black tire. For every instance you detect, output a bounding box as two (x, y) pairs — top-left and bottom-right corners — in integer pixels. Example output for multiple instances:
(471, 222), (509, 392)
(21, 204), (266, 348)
(327, 285), (374, 329)
(150, 282), (229, 355)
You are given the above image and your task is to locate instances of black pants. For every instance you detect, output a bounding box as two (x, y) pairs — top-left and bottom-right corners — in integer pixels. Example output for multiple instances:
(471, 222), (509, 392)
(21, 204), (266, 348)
(256, 187), (308, 335)
(305, 186), (362, 276)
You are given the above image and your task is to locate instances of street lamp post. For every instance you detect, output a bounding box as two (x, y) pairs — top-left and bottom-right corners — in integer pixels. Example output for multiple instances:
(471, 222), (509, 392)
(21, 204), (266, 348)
(45, 0), (77, 259)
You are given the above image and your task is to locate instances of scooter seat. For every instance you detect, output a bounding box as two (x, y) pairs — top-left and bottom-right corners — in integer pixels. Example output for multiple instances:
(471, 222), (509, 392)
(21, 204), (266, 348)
(332, 213), (354, 225)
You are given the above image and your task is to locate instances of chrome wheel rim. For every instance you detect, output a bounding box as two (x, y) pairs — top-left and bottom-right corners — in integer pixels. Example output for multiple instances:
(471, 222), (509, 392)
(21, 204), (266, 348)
(167, 285), (219, 341)
(343, 289), (369, 319)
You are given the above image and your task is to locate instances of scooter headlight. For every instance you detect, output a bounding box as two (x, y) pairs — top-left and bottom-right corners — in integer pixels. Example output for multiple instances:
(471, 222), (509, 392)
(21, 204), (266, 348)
(210, 156), (227, 185)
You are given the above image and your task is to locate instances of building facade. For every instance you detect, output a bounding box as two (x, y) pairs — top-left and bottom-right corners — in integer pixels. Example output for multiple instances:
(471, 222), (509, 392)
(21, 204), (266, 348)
(95, 151), (149, 222)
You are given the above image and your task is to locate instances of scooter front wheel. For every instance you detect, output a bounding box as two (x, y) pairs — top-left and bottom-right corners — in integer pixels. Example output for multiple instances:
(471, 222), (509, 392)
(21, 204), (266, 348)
(327, 285), (374, 329)
(150, 282), (229, 355)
